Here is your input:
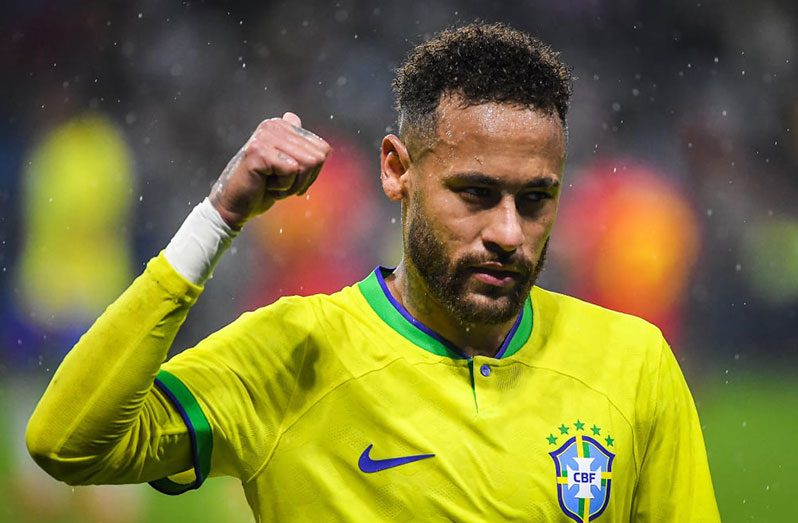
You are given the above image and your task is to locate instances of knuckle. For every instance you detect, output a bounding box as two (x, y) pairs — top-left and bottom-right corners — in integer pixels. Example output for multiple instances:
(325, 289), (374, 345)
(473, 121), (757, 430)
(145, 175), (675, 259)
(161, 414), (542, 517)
(283, 162), (301, 176)
(244, 141), (260, 156)
(258, 118), (283, 133)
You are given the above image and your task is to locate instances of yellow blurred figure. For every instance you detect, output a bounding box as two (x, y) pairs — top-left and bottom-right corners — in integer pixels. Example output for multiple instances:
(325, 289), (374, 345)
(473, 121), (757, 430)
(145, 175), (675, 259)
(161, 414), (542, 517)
(17, 113), (134, 328)
(11, 113), (144, 522)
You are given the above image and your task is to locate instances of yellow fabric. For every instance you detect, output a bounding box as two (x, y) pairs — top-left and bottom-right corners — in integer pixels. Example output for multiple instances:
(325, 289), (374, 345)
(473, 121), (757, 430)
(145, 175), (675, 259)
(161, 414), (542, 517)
(26, 253), (202, 485)
(28, 254), (719, 521)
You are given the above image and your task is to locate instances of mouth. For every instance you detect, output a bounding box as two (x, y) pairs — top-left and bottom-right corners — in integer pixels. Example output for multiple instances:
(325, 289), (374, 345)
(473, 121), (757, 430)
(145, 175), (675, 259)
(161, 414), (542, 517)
(468, 264), (523, 287)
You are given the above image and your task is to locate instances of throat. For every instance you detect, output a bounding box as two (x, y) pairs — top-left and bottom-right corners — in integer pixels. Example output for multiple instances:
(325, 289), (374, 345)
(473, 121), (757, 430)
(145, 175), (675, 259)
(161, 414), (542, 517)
(385, 263), (520, 358)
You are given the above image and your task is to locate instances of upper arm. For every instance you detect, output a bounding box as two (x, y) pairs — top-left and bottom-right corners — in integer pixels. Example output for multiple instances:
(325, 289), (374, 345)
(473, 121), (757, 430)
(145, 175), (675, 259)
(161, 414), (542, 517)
(631, 340), (720, 521)
(154, 298), (314, 489)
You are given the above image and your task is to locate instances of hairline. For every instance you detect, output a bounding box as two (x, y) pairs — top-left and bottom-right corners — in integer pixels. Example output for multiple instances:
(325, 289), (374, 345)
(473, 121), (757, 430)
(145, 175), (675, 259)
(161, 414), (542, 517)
(398, 93), (569, 161)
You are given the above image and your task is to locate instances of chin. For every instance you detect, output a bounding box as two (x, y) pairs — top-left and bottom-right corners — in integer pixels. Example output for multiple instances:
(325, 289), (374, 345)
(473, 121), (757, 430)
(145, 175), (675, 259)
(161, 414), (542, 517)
(451, 293), (521, 325)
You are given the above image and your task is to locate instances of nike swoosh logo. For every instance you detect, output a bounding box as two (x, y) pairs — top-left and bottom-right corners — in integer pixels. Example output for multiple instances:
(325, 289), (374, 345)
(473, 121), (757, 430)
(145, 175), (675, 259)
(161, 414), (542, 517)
(358, 444), (435, 473)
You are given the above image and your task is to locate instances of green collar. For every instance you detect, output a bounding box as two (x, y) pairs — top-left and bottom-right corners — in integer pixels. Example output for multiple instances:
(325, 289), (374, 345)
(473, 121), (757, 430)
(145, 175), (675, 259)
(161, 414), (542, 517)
(358, 267), (533, 359)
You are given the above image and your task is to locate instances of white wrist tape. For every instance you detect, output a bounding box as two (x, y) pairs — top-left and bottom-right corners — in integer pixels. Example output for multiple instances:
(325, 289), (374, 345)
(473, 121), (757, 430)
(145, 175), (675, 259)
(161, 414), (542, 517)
(163, 198), (240, 285)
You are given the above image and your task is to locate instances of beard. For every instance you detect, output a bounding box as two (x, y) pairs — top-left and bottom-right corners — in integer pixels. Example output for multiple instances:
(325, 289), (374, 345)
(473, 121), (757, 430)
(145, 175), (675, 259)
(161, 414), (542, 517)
(406, 201), (548, 325)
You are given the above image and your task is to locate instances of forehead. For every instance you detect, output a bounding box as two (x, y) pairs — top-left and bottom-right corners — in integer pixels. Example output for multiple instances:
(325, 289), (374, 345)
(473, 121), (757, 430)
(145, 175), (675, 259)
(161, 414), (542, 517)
(427, 97), (567, 172)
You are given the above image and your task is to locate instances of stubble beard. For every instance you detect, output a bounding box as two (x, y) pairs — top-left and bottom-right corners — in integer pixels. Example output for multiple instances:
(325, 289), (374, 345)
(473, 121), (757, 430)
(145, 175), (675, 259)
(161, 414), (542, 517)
(405, 201), (548, 325)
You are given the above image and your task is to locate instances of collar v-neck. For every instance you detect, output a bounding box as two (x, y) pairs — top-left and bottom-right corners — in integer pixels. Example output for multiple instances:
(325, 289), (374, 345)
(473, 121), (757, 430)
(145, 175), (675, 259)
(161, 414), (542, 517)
(357, 266), (533, 359)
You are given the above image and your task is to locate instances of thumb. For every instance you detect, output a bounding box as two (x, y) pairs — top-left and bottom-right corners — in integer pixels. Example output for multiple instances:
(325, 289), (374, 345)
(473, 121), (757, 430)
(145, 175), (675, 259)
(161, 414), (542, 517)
(282, 111), (302, 128)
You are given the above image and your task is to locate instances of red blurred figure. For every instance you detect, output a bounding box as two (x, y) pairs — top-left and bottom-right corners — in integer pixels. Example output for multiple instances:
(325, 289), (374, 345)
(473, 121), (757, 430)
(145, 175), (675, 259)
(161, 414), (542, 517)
(555, 159), (700, 344)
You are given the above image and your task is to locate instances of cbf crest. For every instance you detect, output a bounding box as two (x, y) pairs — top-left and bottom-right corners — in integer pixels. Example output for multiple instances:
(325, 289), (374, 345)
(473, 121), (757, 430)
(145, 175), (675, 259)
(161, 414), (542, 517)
(547, 420), (615, 522)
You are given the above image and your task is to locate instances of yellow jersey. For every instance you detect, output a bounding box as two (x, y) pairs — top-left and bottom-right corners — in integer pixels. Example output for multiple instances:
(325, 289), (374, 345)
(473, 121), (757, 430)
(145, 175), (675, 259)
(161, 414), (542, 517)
(28, 254), (719, 522)
(156, 261), (719, 521)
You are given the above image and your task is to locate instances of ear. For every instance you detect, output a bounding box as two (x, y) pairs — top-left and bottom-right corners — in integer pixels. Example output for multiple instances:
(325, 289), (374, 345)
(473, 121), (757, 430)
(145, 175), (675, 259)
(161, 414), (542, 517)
(380, 134), (412, 202)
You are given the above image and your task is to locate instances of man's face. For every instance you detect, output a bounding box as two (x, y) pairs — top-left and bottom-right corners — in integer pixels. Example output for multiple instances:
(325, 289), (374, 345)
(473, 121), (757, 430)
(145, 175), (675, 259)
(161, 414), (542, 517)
(403, 97), (566, 325)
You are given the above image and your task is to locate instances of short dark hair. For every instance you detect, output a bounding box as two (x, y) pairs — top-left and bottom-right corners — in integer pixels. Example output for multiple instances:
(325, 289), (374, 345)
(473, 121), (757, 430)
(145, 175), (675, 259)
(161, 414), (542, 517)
(393, 22), (573, 157)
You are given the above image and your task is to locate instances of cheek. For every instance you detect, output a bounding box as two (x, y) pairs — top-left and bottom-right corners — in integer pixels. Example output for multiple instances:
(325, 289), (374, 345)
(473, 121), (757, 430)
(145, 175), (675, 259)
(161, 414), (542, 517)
(523, 206), (559, 251)
(419, 191), (477, 243)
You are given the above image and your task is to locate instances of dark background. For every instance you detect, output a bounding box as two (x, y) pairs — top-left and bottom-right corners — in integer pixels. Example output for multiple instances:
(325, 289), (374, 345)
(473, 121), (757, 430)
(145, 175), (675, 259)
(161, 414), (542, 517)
(0, 1), (795, 520)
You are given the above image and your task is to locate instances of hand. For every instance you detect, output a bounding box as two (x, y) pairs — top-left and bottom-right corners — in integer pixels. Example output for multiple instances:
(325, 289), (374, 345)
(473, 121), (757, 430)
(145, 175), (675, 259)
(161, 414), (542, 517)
(209, 112), (331, 229)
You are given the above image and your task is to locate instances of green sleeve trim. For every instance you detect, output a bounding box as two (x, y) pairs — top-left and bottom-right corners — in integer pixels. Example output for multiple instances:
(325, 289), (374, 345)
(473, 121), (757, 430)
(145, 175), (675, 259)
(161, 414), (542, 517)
(148, 369), (213, 495)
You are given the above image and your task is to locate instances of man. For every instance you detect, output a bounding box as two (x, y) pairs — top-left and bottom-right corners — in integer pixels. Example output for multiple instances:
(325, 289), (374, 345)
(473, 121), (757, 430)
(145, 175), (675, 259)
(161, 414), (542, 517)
(27, 23), (719, 521)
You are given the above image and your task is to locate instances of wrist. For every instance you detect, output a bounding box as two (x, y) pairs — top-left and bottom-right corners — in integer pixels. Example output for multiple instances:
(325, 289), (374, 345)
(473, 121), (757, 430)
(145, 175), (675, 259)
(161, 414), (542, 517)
(209, 198), (246, 231)
(163, 198), (240, 285)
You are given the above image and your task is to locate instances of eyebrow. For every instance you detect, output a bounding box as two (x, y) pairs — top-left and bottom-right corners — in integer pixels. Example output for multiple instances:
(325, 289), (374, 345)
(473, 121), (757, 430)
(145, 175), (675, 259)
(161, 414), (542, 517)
(444, 171), (560, 190)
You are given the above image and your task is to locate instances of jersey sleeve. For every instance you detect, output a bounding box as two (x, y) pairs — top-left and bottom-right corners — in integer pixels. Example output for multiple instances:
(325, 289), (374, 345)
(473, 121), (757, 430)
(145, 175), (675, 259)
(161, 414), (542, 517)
(631, 339), (720, 521)
(26, 252), (204, 487)
(155, 294), (317, 487)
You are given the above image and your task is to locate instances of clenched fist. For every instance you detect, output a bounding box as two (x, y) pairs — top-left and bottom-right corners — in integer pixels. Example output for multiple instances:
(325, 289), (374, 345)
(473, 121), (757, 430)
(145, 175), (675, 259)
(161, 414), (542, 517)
(209, 112), (331, 229)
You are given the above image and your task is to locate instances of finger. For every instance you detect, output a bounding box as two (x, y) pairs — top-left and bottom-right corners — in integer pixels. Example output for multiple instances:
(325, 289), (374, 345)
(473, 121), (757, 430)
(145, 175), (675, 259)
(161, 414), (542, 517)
(266, 172), (297, 192)
(274, 139), (328, 196)
(274, 117), (327, 144)
(260, 121), (330, 162)
(296, 165), (322, 196)
(248, 146), (300, 188)
(282, 111), (302, 127)
(273, 138), (327, 168)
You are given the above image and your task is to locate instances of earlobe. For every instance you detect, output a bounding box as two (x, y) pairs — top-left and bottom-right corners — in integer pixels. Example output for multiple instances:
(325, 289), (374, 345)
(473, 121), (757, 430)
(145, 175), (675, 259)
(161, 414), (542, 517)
(380, 134), (411, 202)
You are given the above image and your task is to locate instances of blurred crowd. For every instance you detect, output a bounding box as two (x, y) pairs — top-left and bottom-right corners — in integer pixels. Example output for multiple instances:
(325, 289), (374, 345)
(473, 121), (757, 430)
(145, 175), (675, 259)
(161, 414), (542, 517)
(0, 1), (796, 520)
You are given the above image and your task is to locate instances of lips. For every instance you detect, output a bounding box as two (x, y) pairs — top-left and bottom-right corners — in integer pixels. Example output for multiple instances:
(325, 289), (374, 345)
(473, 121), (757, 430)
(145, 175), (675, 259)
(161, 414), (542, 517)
(469, 266), (521, 287)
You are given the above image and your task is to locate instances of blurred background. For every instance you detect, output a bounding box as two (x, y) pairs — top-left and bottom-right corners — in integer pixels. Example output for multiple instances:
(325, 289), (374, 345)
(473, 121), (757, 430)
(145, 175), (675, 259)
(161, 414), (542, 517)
(0, 0), (795, 521)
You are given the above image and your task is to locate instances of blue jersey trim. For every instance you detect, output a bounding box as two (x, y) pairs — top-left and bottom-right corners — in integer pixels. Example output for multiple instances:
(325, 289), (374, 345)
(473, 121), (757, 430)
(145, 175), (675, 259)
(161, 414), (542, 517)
(375, 267), (467, 358)
(361, 266), (532, 359)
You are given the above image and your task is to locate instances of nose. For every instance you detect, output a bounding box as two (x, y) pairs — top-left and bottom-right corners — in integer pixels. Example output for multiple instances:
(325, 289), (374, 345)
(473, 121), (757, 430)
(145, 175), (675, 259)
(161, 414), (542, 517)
(482, 197), (524, 253)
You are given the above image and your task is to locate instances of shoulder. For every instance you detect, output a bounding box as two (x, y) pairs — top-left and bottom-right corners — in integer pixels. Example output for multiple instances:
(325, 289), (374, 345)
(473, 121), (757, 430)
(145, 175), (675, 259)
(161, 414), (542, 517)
(168, 283), (367, 378)
(245, 282), (366, 327)
(526, 287), (668, 412)
(213, 282), (369, 351)
(531, 286), (665, 354)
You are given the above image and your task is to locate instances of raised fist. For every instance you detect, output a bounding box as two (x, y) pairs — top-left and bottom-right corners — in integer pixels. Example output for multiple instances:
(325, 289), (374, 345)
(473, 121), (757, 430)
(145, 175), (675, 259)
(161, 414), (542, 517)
(209, 112), (331, 229)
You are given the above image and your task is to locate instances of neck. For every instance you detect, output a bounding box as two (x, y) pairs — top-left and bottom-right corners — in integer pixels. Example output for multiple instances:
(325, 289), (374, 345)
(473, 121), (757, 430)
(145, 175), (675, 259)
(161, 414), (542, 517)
(385, 261), (520, 358)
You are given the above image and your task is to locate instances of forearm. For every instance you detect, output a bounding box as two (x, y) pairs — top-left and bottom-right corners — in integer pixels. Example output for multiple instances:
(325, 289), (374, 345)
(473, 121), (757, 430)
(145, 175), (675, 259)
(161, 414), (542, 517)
(26, 199), (237, 484)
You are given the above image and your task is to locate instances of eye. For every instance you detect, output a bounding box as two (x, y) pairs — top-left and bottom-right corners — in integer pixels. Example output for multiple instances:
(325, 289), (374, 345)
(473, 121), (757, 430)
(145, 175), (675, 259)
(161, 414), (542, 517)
(462, 187), (492, 198)
(521, 191), (552, 203)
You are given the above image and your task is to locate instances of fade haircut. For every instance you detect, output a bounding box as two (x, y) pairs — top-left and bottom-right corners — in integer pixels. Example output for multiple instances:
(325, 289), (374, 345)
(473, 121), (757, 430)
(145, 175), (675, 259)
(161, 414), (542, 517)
(393, 22), (573, 158)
